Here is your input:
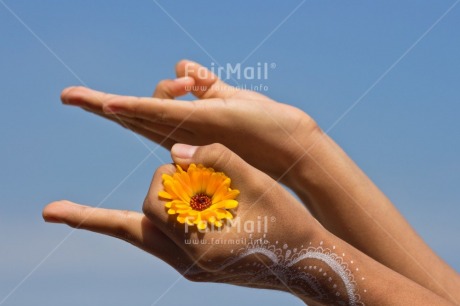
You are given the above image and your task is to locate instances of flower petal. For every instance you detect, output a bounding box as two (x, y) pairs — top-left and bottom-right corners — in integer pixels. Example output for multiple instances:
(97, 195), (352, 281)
(190, 166), (203, 194)
(205, 173), (219, 196)
(223, 199), (238, 209)
(197, 221), (207, 230)
(220, 189), (240, 201)
(185, 217), (195, 225)
(171, 180), (191, 203)
(212, 178), (232, 203)
(177, 215), (186, 223)
(158, 191), (173, 200)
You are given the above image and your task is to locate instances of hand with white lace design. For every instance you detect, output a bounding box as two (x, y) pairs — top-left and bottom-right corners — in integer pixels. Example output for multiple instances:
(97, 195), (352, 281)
(43, 144), (452, 306)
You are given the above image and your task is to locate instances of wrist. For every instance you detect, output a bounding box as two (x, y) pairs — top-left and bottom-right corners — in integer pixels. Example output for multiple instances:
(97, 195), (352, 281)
(284, 228), (453, 306)
(278, 227), (367, 305)
(282, 125), (337, 196)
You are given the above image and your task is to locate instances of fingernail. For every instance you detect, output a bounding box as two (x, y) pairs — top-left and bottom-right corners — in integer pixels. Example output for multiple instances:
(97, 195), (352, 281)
(174, 76), (193, 83)
(60, 87), (73, 104)
(172, 144), (197, 159)
(43, 216), (62, 223)
(61, 86), (84, 105)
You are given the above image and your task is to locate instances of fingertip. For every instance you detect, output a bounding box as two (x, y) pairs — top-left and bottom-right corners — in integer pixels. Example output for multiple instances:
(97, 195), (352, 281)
(176, 59), (194, 72)
(176, 59), (201, 78)
(60, 86), (76, 104)
(60, 86), (92, 105)
(61, 86), (75, 96)
(42, 200), (71, 223)
(179, 58), (193, 64)
(171, 143), (197, 160)
(170, 144), (199, 171)
(174, 76), (194, 84)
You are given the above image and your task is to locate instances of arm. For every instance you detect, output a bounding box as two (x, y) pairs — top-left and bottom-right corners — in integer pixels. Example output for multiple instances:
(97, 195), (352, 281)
(59, 60), (459, 302)
(43, 143), (453, 306)
(286, 127), (460, 304)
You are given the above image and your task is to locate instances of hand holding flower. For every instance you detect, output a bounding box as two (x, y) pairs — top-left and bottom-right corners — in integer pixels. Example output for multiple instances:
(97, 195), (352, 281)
(42, 144), (450, 305)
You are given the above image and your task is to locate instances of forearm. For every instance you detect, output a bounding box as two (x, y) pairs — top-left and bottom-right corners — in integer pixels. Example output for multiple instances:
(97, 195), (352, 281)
(285, 127), (460, 303)
(289, 228), (453, 306)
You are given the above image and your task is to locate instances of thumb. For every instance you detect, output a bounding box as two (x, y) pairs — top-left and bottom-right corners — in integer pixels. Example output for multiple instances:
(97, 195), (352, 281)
(170, 143), (251, 183)
(42, 200), (189, 268)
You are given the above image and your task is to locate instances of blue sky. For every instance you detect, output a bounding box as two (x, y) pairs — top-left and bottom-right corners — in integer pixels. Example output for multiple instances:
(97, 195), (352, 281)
(1, 1), (459, 305)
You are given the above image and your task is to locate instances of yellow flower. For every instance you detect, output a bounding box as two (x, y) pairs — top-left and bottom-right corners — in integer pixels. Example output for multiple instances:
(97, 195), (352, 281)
(159, 163), (240, 230)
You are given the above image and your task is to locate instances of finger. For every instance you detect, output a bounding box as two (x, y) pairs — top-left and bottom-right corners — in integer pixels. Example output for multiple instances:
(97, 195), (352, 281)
(142, 164), (178, 227)
(61, 86), (195, 125)
(62, 87), (200, 127)
(62, 89), (144, 133)
(153, 77), (194, 99)
(80, 107), (131, 127)
(61, 86), (106, 112)
(175, 60), (239, 99)
(101, 111), (193, 141)
(99, 92), (197, 125)
(42, 201), (189, 267)
(43, 200), (146, 243)
(170, 143), (252, 183)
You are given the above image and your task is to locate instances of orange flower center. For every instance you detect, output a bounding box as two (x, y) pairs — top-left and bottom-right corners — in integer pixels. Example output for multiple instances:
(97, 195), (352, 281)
(190, 193), (212, 211)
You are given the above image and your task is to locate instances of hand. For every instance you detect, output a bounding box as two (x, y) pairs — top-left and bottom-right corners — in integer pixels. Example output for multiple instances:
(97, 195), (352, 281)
(60, 60), (320, 183)
(41, 143), (342, 304)
(43, 143), (324, 302)
(43, 143), (452, 306)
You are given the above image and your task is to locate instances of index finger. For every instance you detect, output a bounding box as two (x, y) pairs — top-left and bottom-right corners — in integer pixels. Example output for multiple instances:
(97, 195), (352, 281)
(101, 92), (198, 125)
(62, 86), (198, 125)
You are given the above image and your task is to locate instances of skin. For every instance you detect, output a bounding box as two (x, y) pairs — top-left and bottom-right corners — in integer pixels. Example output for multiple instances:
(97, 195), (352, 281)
(43, 143), (453, 305)
(54, 61), (460, 303)
(56, 60), (460, 303)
